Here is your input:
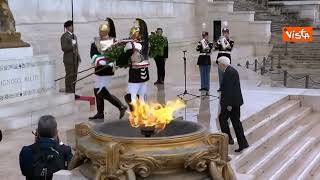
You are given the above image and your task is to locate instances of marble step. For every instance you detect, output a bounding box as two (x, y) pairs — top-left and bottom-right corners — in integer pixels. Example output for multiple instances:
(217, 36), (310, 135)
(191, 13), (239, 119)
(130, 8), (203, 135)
(241, 98), (298, 131)
(0, 93), (75, 130)
(241, 100), (301, 144)
(0, 93), (74, 119)
(232, 106), (312, 171)
(257, 137), (319, 179)
(239, 113), (317, 176)
(237, 125), (307, 174)
(269, 120), (320, 179)
(296, 151), (320, 180)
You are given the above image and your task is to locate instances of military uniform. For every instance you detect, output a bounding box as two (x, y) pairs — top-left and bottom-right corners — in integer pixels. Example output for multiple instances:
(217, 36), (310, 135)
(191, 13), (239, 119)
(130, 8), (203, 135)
(123, 18), (150, 111)
(60, 31), (81, 93)
(88, 18), (127, 120)
(196, 35), (213, 91)
(215, 28), (234, 89)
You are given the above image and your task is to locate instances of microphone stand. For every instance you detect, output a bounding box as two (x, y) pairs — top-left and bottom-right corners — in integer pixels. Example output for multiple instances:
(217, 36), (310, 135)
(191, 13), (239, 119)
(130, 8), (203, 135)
(177, 50), (199, 101)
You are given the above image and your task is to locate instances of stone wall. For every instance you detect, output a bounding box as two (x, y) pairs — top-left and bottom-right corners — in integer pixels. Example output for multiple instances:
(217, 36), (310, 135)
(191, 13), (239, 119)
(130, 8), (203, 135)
(9, 0), (200, 91)
(207, 1), (272, 54)
(269, 1), (320, 27)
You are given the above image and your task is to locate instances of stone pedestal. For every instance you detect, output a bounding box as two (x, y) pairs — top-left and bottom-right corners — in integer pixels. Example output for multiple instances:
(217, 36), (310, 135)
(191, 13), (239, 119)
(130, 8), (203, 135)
(0, 32), (30, 48)
(0, 47), (75, 130)
(0, 47), (55, 104)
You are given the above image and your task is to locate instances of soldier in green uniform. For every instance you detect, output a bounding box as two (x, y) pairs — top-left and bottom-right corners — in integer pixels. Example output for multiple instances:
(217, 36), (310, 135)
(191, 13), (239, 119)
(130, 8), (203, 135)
(60, 20), (81, 98)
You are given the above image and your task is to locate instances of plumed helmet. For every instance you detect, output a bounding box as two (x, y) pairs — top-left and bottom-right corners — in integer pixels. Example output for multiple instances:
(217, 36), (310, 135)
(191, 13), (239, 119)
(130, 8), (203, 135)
(99, 18), (116, 38)
(105, 18), (116, 38)
(130, 18), (149, 60)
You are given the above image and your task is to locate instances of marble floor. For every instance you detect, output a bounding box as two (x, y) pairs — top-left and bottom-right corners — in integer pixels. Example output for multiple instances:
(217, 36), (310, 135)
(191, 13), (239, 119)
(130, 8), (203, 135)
(1, 44), (319, 180)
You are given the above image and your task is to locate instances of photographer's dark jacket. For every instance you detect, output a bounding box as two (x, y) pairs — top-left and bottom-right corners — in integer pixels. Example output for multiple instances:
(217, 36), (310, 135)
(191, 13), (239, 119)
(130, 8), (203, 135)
(19, 138), (73, 180)
(196, 39), (213, 65)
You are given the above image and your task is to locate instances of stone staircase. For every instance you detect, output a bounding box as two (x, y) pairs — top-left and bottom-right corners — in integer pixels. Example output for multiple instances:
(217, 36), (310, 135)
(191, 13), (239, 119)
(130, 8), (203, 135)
(231, 0), (319, 88)
(0, 93), (76, 130)
(231, 96), (320, 179)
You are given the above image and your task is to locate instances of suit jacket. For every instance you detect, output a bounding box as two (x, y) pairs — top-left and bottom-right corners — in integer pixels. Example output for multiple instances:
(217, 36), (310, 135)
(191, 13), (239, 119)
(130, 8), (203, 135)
(220, 66), (244, 107)
(61, 32), (81, 65)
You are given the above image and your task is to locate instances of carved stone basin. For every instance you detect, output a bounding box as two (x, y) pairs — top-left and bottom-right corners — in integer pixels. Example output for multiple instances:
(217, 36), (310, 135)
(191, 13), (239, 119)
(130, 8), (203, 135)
(69, 118), (235, 180)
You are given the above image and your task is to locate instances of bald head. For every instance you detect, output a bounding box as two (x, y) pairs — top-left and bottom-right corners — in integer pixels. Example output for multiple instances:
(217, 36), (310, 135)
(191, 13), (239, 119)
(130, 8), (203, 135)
(37, 115), (58, 138)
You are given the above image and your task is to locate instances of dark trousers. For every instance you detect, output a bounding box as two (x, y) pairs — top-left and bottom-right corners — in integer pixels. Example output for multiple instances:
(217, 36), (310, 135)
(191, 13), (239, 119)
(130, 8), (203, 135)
(154, 57), (166, 82)
(199, 65), (211, 90)
(94, 87), (124, 114)
(64, 62), (79, 93)
(219, 105), (248, 147)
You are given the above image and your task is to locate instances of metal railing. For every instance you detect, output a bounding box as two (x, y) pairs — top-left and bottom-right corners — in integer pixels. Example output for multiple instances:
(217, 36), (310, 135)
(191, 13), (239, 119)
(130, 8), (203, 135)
(238, 55), (320, 89)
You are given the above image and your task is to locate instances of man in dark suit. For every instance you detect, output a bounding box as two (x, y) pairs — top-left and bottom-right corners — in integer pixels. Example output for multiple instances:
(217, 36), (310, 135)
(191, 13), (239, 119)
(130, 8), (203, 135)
(217, 56), (249, 153)
(60, 20), (81, 98)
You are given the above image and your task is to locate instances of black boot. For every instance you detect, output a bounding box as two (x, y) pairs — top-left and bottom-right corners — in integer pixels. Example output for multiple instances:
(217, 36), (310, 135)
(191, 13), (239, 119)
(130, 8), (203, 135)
(89, 113), (104, 120)
(0, 129), (2, 142)
(235, 144), (249, 153)
(90, 88), (105, 120)
(124, 94), (134, 111)
(100, 88), (127, 119)
(229, 138), (234, 145)
(119, 106), (128, 119)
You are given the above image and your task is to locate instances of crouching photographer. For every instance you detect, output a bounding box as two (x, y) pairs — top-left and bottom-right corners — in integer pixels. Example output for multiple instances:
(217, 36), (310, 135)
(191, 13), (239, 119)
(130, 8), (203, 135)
(19, 115), (73, 180)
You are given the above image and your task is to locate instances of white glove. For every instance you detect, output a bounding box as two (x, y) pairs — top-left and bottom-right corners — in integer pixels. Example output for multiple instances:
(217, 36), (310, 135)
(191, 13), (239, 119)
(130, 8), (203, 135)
(98, 60), (107, 66)
(227, 106), (232, 112)
(72, 39), (77, 45)
(124, 42), (133, 52)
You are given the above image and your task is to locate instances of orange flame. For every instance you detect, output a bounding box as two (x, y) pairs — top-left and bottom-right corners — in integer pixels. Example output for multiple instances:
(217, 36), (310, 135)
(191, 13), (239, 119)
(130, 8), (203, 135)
(128, 99), (185, 131)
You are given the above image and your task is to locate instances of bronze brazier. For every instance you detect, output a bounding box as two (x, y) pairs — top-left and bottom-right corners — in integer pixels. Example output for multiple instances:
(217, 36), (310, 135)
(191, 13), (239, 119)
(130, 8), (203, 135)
(69, 118), (235, 180)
